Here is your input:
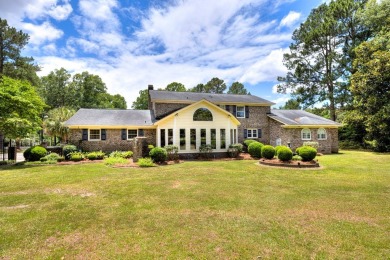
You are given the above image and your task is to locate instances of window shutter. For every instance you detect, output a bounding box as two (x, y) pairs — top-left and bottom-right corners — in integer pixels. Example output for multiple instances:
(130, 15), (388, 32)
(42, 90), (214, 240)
(225, 105), (230, 113)
(244, 129), (247, 138)
(245, 106), (249, 118)
(121, 129), (127, 140)
(138, 129), (144, 137)
(101, 129), (106, 140)
(258, 129), (262, 138)
(232, 105), (237, 117)
(82, 129), (88, 141)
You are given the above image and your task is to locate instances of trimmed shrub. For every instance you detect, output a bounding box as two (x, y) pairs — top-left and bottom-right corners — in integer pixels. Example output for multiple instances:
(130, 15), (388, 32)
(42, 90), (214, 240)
(23, 147), (32, 161)
(63, 145), (77, 160)
(303, 141), (319, 149)
(243, 139), (258, 152)
(43, 153), (61, 162)
(149, 147), (167, 163)
(292, 155), (302, 161)
(229, 143), (243, 153)
(261, 145), (275, 159)
(109, 151), (133, 159)
(297, 146), (317, 161)
(121, 151), (133, 159)
(295, 147), (301, 155)
(104, 157), (128, 166)
(248, 142), (264, 158)
(227, 147), (240, 158)
(86, 152), (97, 160)
(138, 157), (155, 167)
(278, 147), (293, 161)
(165, 145), (179, 161)
(29, 146), (47, 161)
(274, 145), (283, 155)
(69, 152), (84, 162)
(199, 144), (213, 159)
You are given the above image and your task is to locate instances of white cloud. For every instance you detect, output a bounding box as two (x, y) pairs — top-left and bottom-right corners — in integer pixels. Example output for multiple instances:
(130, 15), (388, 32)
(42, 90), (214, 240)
(47, 1), (73, 20)
(280, 11), (301, 27)
(239, 48), (288, 84)
(22, 21), (63, 45)
(271, 96), (290, 107)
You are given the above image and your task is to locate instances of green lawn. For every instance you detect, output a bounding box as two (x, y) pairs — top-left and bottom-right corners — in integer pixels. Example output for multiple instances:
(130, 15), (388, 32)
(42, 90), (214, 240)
(1, 150), (389, 259)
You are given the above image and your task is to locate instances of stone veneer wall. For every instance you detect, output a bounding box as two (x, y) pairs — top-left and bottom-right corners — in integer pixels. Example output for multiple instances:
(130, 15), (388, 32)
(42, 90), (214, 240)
(235, 106), (271, 144)
(153, 103), (188, 119)
(268, 118), (339, 153)
(68, 129), (157, 155)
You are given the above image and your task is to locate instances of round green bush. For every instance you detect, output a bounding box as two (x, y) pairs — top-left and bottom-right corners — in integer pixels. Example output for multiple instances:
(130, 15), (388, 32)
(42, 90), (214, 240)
(243, 140), (258, 151)
(149, 147), (167, 163)
(63, 145), (78, 160)
(277, 147), (293, 161)
(261, 145), (276, 159)
(29, 146), (47, 161)
(86, 152), (97, 160)
(23, 147), (32, 161)
(295, 147), (301, 155)
(297, 146), (317, 161)
(248, 142), (264, 158)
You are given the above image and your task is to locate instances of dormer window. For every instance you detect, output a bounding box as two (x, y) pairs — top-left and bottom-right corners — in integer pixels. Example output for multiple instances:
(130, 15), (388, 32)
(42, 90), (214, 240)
(193, 108), (213, 121)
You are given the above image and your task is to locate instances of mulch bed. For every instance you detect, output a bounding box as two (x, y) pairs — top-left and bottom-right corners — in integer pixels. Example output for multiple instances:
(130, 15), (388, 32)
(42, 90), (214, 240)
(259, 158), (320, 168)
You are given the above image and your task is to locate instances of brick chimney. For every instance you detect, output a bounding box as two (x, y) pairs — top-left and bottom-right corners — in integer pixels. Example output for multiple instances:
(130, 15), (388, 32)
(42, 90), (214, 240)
(147, 84), (153, 110)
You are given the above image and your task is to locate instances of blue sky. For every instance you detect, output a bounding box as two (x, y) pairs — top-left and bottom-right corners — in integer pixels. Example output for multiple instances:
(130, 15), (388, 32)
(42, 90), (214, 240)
(0, 0), (324, 108)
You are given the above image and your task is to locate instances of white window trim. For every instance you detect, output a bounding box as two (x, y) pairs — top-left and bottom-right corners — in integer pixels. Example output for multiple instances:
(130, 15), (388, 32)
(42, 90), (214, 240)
(236, 106), (245, 118)
(89, 129), (101, 141)
(247, 128), (258, 139)
(317, 128), (327, 140)
(301, 128), (312, 140)
(127, 129), (138, 140)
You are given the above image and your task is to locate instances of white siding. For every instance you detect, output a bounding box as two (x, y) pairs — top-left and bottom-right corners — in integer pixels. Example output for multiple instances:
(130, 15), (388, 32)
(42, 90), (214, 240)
(156, 102), (239, 153)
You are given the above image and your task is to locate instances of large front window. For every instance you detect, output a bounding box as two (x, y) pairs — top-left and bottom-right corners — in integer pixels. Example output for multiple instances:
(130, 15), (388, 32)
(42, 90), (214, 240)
(180, 129), (186, 150)
(190, 129), (196, 150)
(301, 129), (311, 140)
(128, 129), (137, 139)
(211, 129), (216, 149)
(220, 129), (226, 149)
(89, 129), (100, 140)
(236, 106), (245, 118)
(317, 128), (327, 140)
(168, 129), (173, 145)
(247, 129), (258, 138)
(201, 129), (206, 146)
(160, 129), (166, 147)
(193, 108), (213, 121)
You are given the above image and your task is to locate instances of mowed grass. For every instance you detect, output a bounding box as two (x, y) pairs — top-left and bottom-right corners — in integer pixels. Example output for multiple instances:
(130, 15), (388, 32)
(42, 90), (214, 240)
(0, 150), (389, 259)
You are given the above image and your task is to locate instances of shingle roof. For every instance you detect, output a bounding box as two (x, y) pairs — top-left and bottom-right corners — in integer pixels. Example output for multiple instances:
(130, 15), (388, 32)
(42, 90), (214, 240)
(149, 90), (274, 105)
(65, 109), (155, 126)
(268, 109), (342, 126)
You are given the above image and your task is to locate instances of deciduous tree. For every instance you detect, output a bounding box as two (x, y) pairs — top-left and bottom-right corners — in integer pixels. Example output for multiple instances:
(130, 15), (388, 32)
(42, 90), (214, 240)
(227, 82), (248, 95)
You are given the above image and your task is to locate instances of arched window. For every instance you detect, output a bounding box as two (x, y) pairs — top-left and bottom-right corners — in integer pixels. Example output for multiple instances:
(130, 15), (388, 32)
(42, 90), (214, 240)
(317, 128), (327, 140)
(193, 108), (213, 121)
(301, 128), (311, 140)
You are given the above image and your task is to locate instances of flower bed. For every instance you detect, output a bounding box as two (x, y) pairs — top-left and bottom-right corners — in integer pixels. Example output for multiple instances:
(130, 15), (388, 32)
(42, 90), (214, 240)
(259, 158), (320, 168)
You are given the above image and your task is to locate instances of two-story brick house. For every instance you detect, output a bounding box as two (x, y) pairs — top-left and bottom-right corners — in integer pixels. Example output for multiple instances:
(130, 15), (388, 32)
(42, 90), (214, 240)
(65, 85), (341, 157)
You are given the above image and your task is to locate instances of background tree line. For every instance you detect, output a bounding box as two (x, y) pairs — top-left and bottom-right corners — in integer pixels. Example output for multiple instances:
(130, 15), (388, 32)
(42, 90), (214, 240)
(277, 0), (390, 152)
(0, 17), (126, 145)
(131, 78), (249, 109)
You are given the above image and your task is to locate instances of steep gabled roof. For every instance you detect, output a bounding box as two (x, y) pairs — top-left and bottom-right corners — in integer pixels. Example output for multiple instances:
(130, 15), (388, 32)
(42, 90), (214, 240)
(149, 90), (274, 105)
(154, 99), (241, 126)
(268, 109), (342, 127)
(65, 109), (155, 127)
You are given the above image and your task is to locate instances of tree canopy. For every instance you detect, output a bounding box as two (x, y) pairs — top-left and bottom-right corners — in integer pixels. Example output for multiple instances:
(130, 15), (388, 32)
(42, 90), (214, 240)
(277, 0), (369, 121)
(0, 76), (46, 139)
(39, 68), (127, 110)
(0, 18), (40, 86)
(166, 82), (186, 92)
(227, 82), (248, 95)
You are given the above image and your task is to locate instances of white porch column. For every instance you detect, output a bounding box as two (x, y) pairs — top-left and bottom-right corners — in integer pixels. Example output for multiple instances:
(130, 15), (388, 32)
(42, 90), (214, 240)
(157, 126), (160, 147)
(227, 115), (231, 147)
(173, 113), (178, 146)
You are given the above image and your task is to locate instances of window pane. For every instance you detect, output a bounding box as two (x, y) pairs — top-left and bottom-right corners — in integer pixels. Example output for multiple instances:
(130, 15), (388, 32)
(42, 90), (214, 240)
(90, 129), (100, 140)
(211, 129), (216, 149)
(236, 106), (245, 118)
(220, 129), (226, 149)
(193, 108), (213, 121)
(247, 129), (252, 138)
(180, 129), (186, 150)
(160, 129), (165, 147)
(168, 129), (173, 145)
(128, 129), (137, 139)
(201, 129), (206, 146)
(190, 129), (196, 150)
(230, 129), (234, 144)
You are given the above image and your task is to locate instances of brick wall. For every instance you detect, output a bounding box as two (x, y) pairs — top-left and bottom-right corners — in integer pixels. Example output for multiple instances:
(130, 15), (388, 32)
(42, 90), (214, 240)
(269, 118), (339, 153)
(236, 106), (271, 144)
(68, 129), (157, 153)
